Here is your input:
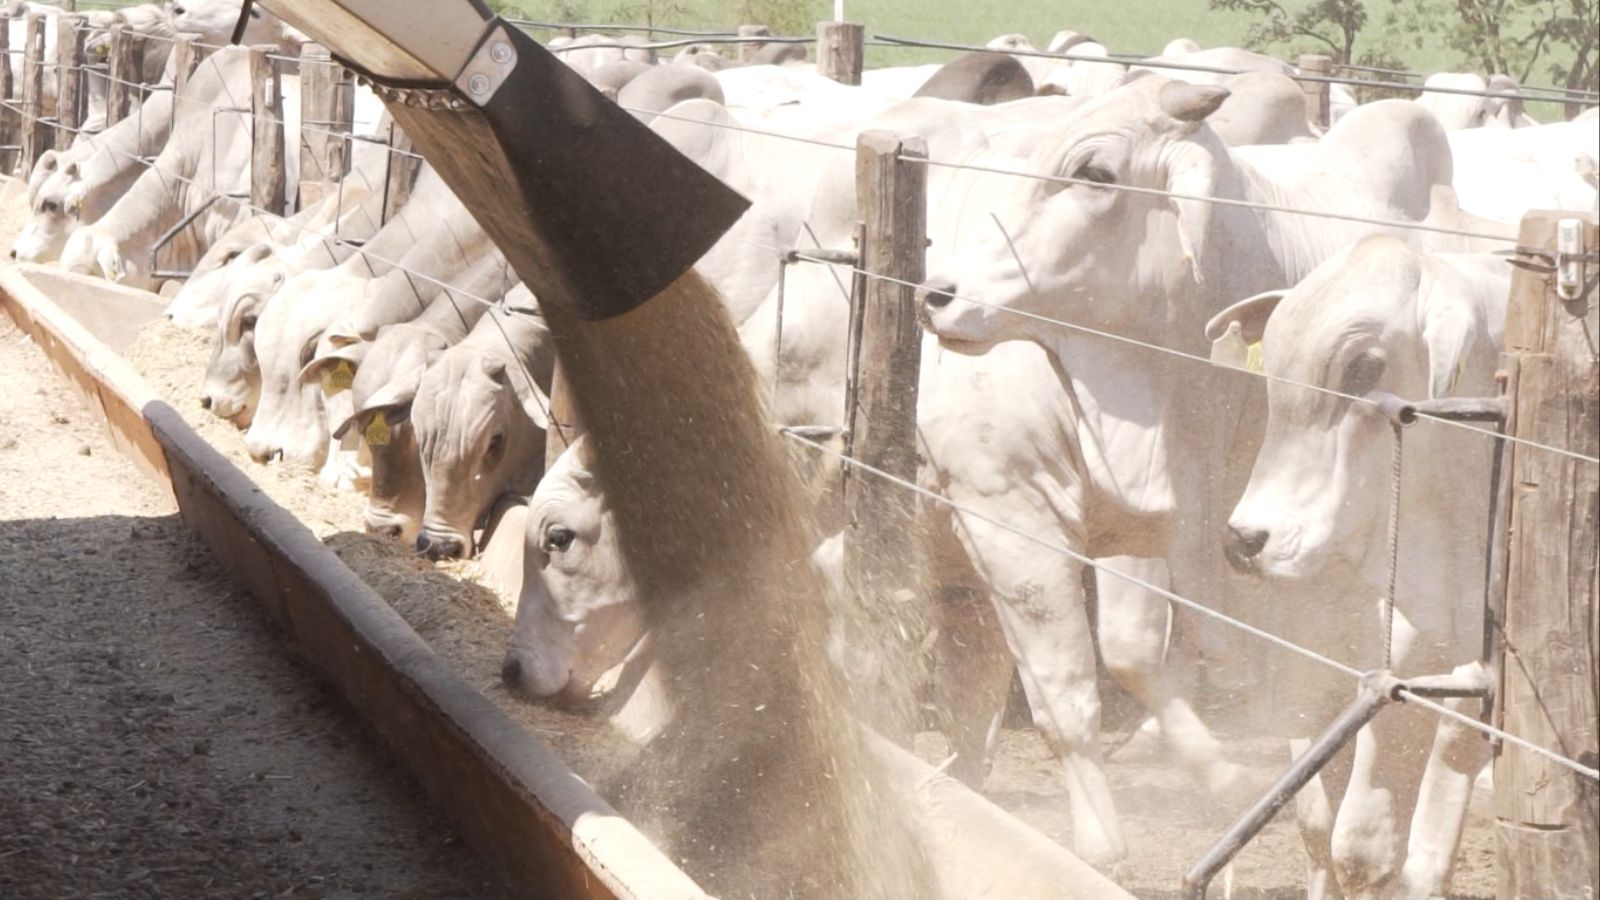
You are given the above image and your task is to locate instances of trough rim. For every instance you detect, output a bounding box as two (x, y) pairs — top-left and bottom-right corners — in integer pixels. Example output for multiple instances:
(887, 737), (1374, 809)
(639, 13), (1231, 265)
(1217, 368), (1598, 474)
(0, 260), (709, 900)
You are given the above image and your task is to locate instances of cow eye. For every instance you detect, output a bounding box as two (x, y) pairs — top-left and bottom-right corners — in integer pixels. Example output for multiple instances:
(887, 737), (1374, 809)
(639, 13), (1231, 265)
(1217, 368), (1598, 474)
(299, 340), (317, 368)
(1072, 163), (1117, 186)
(241, 314), (257, 331)
(41, 200), (58, 213)
(1340, 353), (1386, 397)
(543, 524), (576, 553)
(486, 432), (505, 456)
(172, 5), (185, 15)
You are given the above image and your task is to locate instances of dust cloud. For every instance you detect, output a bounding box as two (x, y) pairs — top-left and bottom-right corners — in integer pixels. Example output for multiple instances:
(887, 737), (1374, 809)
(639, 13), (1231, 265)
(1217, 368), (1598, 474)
(544, 269), (936, 898)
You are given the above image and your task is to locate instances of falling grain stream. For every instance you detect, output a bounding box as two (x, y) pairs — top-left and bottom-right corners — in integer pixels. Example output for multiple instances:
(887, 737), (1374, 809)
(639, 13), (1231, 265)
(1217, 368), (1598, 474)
(545, 270), (935, 898)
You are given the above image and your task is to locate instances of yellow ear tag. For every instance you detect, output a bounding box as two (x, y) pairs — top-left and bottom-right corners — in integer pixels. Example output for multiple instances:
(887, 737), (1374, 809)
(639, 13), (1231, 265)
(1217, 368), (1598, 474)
(364, 410), (391, 447)
(322, 359), (354, 395)
(1245, 340), (1265, 374)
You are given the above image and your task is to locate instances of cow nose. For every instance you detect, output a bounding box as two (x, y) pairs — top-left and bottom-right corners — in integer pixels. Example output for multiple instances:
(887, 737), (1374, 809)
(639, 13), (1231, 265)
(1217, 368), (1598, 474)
(920, 278), (958, 310)
(501, 656), (522, 688)
(424, 534), (465, 561)
(1225, 524), (1270, 571)
(199, 395), (212, 410)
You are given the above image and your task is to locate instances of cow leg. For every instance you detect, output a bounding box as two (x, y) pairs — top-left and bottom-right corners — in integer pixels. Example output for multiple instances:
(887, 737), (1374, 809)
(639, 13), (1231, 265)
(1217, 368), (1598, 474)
(977, 548), (1124, 869)
(1289, 735), (1351, 900)
(1398, 663), (1489, 898)
(1330, 706), (1433, 898)
(934, 585), (1014, 789)
(1094, 556), (1242, 794)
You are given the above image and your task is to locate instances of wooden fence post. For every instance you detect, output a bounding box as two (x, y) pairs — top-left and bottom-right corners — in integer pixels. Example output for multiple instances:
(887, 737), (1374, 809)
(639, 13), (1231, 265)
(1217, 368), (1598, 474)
(0, 14), (15, 176)
(1493, 210), (1600, 898)
(380, 121), (422, 225)
(55, 13), (86, 148)
(1296, 54), (1332, 130)
(841, 130), (927, 643)
(248, 46), (286, 215)
(817, 20), (864, 85)
(737, 24), (769, 63)
(170, 34), (201, 99)
(105, 23), (144, 126)
(19, 12), (52, 173)
(297, 42), (354, 210)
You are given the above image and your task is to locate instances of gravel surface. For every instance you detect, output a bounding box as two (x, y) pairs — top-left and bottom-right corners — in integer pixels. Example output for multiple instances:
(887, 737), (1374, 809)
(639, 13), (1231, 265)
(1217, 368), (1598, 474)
(0, 314), (510, 900)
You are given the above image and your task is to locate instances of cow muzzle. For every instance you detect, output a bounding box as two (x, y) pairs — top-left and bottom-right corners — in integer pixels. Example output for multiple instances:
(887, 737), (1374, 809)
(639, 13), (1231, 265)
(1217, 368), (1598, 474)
(416, 529), (469, 561)
(1224, 524), (1269, 574)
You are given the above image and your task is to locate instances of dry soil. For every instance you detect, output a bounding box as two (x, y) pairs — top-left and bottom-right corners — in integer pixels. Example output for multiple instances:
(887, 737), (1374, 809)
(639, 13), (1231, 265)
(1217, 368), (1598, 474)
(0, 314), (511, 899)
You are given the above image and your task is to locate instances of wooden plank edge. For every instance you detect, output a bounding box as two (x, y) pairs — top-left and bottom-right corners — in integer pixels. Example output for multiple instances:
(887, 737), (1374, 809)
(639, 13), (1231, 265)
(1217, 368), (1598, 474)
(1, 264), (708, 900)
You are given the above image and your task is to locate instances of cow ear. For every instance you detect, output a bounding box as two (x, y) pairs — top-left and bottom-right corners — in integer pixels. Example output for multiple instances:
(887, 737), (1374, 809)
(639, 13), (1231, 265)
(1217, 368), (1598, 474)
(1159, 81), (1230, 123)
(1206, 289), (1285, 372)
(1165, 141), (1218, 281)
(1206, 289), (1286, 344)
(64, 183), (87, 217)
(1422, 305), (1478, 399)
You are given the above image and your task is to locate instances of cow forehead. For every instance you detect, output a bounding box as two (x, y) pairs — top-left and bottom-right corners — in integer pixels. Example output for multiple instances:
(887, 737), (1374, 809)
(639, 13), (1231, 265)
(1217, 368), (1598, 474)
(1266, 239), (1426, 351)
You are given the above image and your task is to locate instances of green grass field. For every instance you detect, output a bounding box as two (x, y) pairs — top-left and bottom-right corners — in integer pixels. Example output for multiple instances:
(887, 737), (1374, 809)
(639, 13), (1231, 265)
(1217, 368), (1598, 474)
(493, 0), (1467, 75)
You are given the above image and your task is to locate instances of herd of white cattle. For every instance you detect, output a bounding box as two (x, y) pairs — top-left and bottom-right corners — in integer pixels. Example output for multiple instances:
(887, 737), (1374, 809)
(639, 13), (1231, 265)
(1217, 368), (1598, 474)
(9, 0), (1597, 894)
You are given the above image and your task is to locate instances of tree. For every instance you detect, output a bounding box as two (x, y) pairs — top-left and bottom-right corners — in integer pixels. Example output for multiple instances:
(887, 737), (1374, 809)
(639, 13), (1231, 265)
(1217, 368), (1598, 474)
(1208, 0), (1370, 63)
(1384, 0), (1596, 110)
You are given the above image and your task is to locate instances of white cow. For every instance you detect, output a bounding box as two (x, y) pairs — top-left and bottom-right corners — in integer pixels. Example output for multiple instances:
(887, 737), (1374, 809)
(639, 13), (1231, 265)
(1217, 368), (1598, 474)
(916, 77), (1509, 867)
(408, 302), (551, 559)
(1207, 235), (1508, 897)
(1416, 72), (1537, 130)
(13, 90), (174, 263)
(649, 97), (887, 324)
(1447, 121), (1600, 222)
(171, 0), (299, 48)
(198, 242), (288, 426)
(548, 33), (654, 76)
(323, 287), (498, 542)
(59, 47), (302, 288)
(242, 166), (490, 470)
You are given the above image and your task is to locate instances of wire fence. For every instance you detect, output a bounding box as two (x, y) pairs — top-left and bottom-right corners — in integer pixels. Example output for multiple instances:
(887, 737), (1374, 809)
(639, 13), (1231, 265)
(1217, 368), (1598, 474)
(2, 13), (1595, 787)
(871, 34), (1600, 105)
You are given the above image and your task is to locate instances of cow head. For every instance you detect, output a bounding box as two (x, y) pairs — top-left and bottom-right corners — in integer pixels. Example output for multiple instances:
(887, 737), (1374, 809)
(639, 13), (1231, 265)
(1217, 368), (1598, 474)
(171, 0), (281, 46)
(502, 437), (648, 706)
(200, 251), (285, 426)
(12, 161), (88, 263)
(920, 76), (1230, 347)
(171, 240), (278, 329)
(242, 268), (363, 467)
(327, 323), (454, 543)
(1218, 237), (1496, 584)
(411, 339), (550, 560)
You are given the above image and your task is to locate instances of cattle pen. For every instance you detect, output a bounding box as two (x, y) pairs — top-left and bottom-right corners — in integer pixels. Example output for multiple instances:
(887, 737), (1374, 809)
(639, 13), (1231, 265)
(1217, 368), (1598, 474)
(1, 3), (1597, 898)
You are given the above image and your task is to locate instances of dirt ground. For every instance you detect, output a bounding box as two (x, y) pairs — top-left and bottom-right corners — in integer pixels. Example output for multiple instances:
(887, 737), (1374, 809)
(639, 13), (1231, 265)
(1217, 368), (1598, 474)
(0, 315), (511, 899)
